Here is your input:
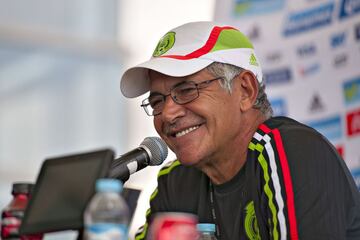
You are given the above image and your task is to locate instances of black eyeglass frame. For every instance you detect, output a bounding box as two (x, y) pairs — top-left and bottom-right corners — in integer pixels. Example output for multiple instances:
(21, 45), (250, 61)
(141, 77), (222, 116)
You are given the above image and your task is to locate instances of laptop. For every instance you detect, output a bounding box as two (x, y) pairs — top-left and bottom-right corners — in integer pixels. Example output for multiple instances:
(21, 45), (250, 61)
(19, 148), (140, 236)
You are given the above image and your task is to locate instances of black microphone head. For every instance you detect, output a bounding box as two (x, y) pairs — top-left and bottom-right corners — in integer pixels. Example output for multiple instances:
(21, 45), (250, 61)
(140, 137), (168, 165)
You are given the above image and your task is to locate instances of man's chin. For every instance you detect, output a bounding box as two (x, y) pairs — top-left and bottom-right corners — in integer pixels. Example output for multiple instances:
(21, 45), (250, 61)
(176, 154), (202, 167)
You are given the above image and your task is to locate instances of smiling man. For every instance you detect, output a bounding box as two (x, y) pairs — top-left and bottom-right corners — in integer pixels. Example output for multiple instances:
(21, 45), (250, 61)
(120, 22), (360, 240)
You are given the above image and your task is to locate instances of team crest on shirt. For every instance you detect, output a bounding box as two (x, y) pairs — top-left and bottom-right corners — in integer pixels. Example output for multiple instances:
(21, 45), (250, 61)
(153, 31), (176, 57)
(244, 201), (260, 240)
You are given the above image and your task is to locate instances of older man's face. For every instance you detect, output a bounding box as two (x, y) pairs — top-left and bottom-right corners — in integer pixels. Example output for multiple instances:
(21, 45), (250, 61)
(149, 69), (244, 167)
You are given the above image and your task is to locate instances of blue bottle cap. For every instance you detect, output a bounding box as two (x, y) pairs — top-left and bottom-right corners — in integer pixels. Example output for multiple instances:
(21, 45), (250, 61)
(95, 178), (123, 193)
(197, 223), (216, 233)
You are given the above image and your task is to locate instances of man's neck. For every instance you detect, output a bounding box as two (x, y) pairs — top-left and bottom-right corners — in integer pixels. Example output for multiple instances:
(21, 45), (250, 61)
(200, 112), (267, 185)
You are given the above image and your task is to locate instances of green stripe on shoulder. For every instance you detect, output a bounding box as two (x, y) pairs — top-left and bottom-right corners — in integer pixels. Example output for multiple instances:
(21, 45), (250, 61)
(158, 160), (181, 177)
(250, 141), (279, 239)
(135, 223), (148, 240)
(150, 188), (158, 201)
(135, 160), (182, 240)
(249, 141), (256, 150)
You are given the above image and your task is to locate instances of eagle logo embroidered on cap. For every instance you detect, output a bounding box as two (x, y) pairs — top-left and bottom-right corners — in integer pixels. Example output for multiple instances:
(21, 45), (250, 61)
(153, 31), (176, 57)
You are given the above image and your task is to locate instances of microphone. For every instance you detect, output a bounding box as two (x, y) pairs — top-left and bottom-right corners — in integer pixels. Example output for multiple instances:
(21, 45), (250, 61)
(108, 137), (168, 183)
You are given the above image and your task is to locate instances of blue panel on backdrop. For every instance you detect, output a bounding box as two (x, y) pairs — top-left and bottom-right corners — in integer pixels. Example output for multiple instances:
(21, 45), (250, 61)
(330, 32), (347, 48)
(264, 67), (292, 85)
(234, 0), (284, 16)
(307, 115), (342, 141)
(270, 98), (287, 116)
(283, 2), (334, 36)
(339, 0), (360, 20)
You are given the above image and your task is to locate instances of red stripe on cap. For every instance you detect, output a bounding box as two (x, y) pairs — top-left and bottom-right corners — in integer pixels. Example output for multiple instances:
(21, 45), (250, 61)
(160, 26), (236, 60)
(259, 124), (299, 240)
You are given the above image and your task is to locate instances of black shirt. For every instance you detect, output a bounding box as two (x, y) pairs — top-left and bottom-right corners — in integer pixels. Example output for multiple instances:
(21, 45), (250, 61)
(135, 117), (360, 240)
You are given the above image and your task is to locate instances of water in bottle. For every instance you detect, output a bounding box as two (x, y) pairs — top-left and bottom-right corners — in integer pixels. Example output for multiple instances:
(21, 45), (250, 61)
(197, 223), (217, 240)
(84, 178), (130, 240)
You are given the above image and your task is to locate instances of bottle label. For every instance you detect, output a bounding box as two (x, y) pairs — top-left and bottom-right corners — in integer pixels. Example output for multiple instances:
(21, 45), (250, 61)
(85, 223), (128, 240)
(1, 210), (23, 238)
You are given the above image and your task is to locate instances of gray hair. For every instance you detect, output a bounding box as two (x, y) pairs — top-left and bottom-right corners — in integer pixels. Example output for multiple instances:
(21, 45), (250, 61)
(206, 62), (273, 119)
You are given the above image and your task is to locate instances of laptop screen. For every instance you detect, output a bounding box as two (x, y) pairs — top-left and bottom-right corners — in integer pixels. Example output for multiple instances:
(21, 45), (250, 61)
(20, 149), (114, 235)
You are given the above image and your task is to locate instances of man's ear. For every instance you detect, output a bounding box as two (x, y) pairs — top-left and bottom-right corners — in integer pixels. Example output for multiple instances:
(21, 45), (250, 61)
(233, 70), (259, 112)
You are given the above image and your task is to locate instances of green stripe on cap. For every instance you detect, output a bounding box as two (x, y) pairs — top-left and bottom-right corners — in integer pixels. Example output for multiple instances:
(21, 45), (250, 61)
(210, 29), (254, 52)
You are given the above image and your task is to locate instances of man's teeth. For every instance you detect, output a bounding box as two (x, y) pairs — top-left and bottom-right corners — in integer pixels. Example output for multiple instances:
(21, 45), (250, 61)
(175, 125), (200, 137)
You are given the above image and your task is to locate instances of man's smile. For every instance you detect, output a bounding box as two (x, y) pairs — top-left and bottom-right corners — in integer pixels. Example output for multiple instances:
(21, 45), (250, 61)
(174, 124), (201, 138)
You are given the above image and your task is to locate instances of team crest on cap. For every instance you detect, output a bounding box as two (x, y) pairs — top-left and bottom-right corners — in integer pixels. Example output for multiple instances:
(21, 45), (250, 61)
(153, 31), (176, 57)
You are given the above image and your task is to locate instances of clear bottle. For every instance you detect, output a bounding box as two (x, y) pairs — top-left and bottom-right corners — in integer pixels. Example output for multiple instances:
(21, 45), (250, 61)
(1, 182), (42, 240)
(84, 178), (130, 240)
(197, 223), (217, 240)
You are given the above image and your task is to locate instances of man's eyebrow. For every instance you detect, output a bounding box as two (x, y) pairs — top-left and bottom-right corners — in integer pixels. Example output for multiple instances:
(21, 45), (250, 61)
(171, 80), (189, 89)
(149, 80), (189, 97)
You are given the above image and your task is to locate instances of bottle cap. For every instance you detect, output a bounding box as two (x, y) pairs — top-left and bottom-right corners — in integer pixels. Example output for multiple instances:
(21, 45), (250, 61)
(12, 182), (34, 195)
(197, 223), (216, 233)
(95, 178), (123, 193)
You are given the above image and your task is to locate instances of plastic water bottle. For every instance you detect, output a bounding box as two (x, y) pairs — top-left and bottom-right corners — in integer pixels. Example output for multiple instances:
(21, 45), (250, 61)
(197, 223), (217, 240)
(84, 179), (130, 240)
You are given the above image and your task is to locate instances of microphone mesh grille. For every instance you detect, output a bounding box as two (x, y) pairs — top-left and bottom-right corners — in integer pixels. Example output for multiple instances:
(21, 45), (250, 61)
(141, 137), (168, 165)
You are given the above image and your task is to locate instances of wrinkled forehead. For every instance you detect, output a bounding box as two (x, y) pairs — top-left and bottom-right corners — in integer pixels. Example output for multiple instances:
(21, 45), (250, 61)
(148, 68), (214, 93)
(148, 70), (187, 94)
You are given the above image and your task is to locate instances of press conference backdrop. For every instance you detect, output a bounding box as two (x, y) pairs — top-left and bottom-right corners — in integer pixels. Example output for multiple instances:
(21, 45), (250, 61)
(214, 0), (360, 188)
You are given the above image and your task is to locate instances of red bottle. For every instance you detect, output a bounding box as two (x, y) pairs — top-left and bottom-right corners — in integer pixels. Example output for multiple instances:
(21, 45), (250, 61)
(149, 212), (199, 240)
(1, 183), (42, 240)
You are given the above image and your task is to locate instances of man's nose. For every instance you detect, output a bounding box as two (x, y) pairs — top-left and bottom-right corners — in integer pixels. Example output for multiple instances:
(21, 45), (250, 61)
(160, 96), (186, 122)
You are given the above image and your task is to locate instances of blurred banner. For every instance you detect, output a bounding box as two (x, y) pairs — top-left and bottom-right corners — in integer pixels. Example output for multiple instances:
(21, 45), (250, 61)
(214, 0), (360, 189)
(0, 0), (126, 210)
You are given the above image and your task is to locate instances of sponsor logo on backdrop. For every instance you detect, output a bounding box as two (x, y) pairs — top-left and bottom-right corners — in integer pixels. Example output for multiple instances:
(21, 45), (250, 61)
(309, 93), (325, 113)
(351, 168), (360, 190)
(270, 98), (287, 116)
(297, 43), (317, 58)
(298, 63), (320, 77)
(234, 0), (284, 16)
(247, 25), (261, 41)
(346, 108), (360, 137)
(336, 145), (344, 158)
(339, 0), (360, 20)
(265, 51), (282, 64)
(355, 23), (360, 41)
(343, 76), (360, 105)
(330, 32), (347, 48)
(283, 2), (334, 36)
(307, 115), (342, 141)
(264, 67), (292, 85)
(333, 53), (348, 67)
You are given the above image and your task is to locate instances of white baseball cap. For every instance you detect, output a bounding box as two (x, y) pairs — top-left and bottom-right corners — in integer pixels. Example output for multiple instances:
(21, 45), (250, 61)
(120, 21), (262, 98)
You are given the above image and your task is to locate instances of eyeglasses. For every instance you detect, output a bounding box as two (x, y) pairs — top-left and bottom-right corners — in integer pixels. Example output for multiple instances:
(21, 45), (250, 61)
(141, 77), (222, 116)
